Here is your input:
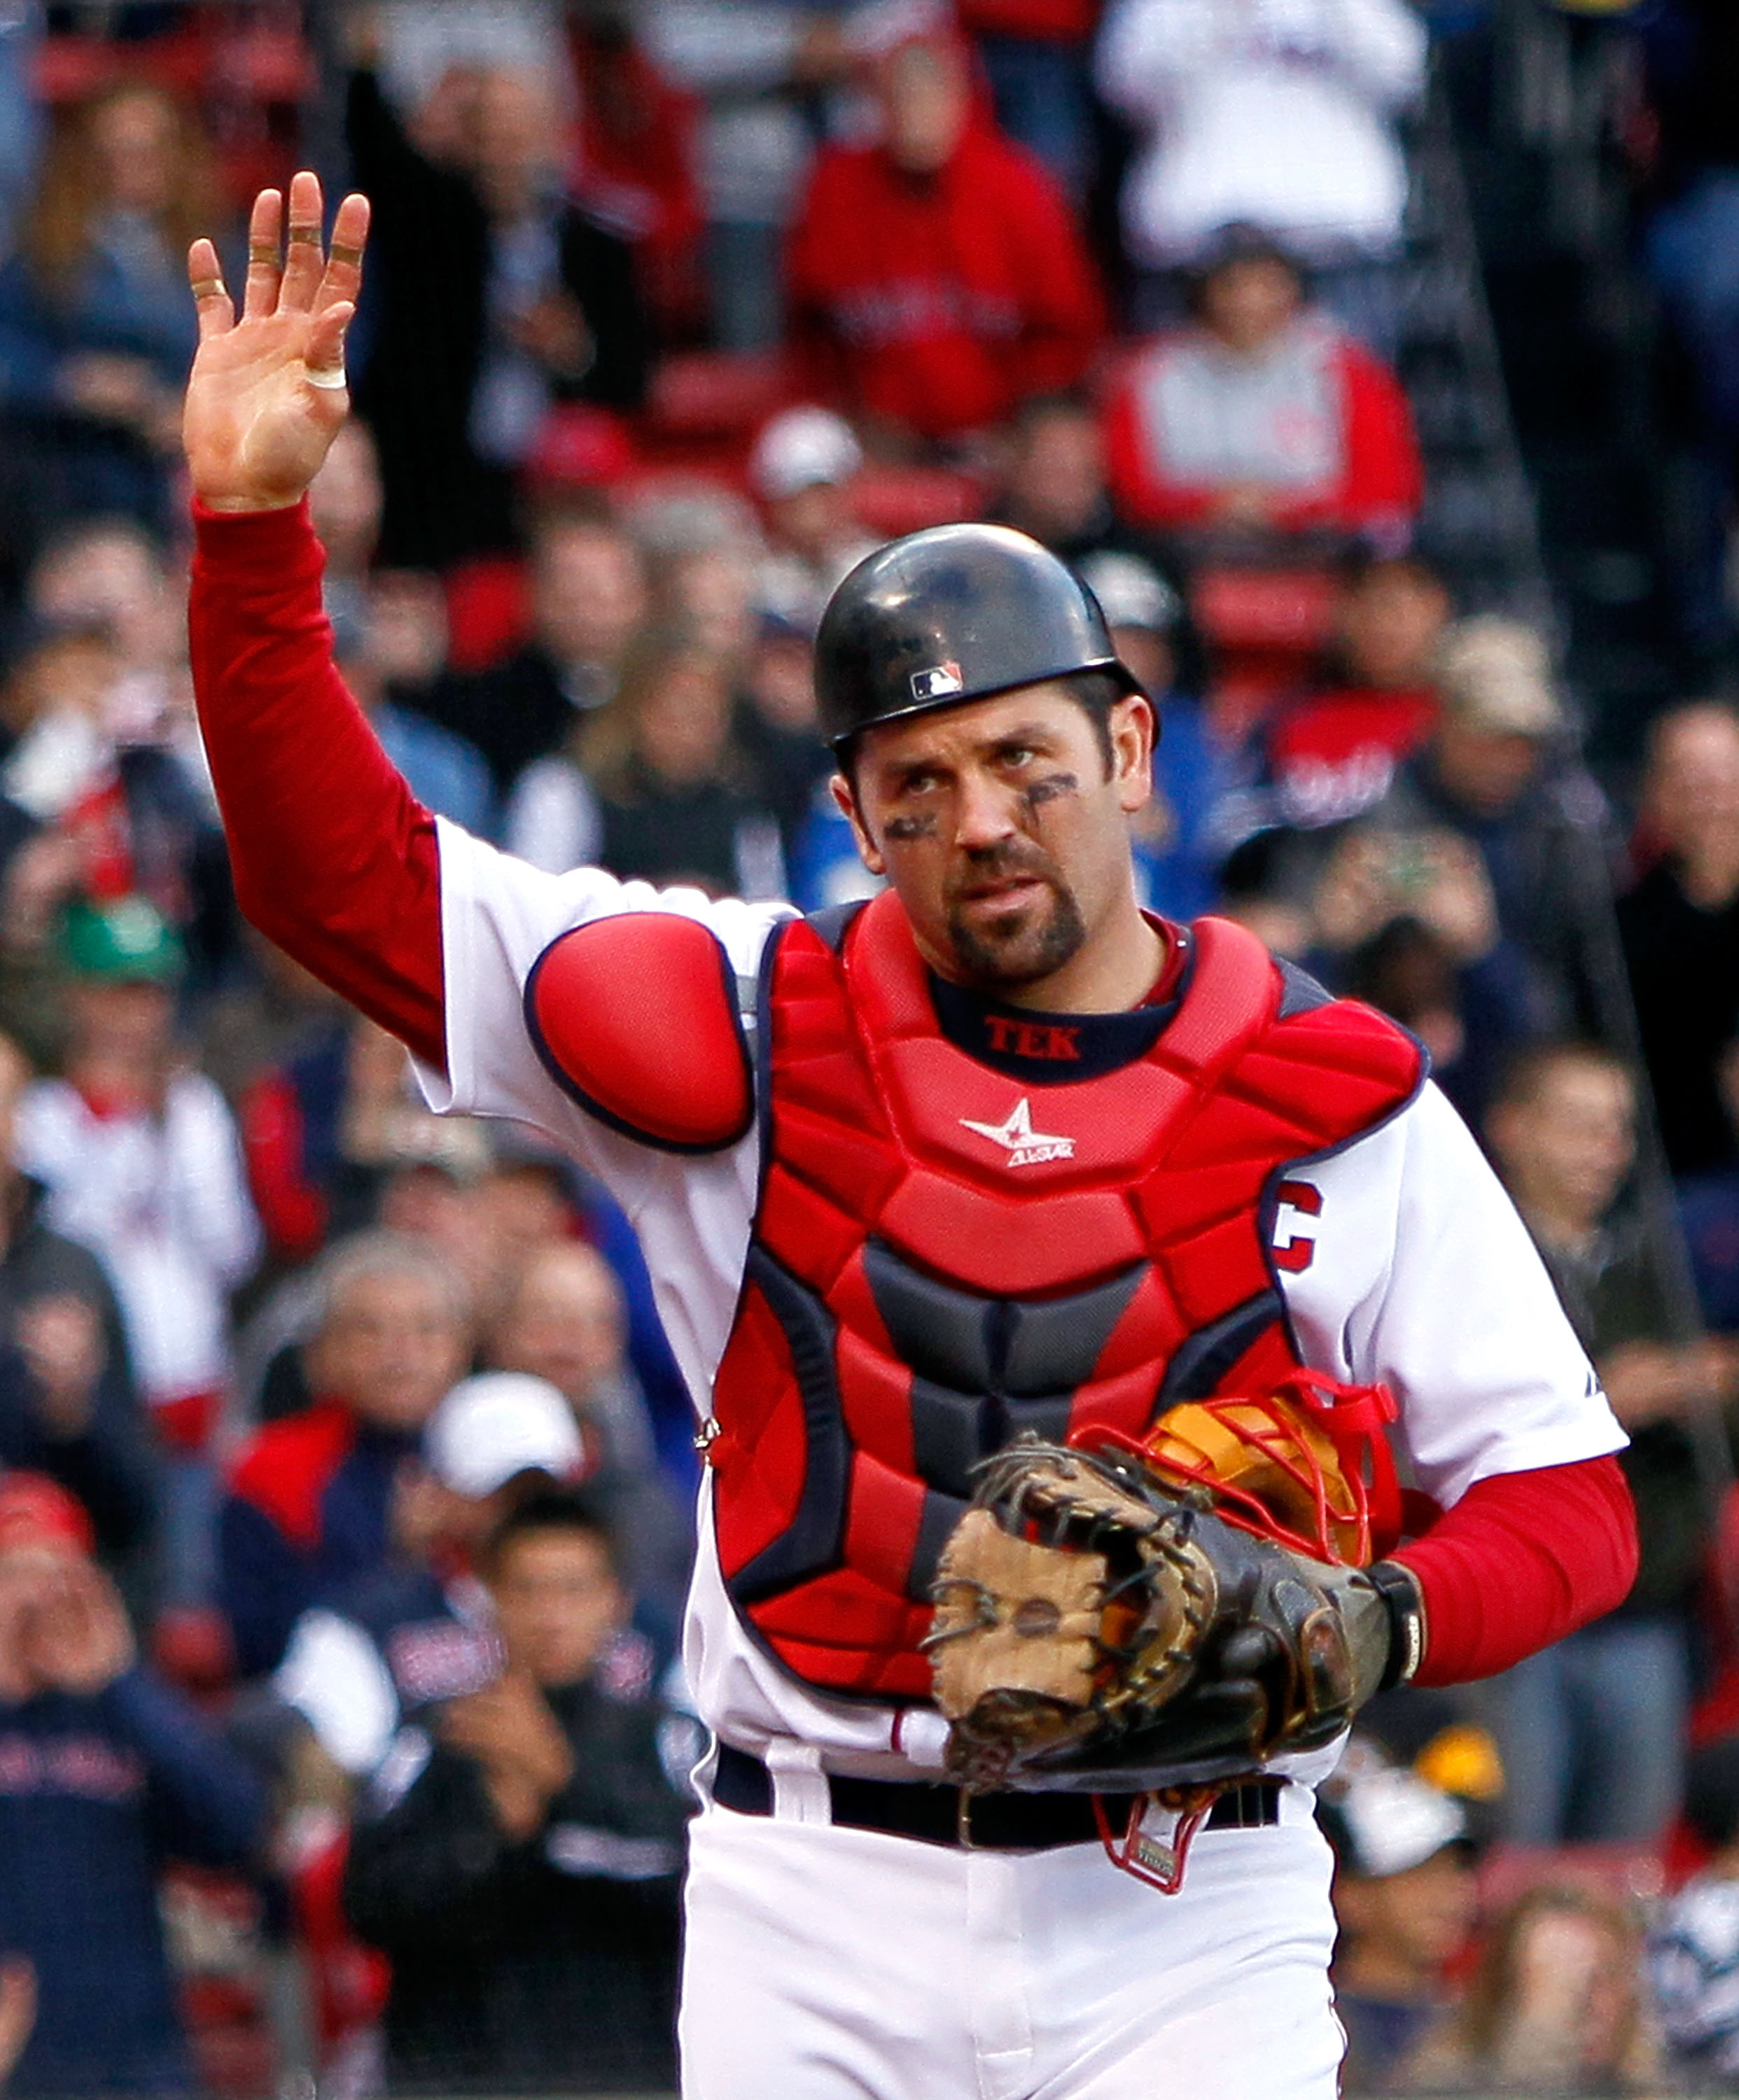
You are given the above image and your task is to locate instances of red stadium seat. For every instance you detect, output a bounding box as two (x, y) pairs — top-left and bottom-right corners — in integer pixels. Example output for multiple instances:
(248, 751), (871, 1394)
(851, 465), (988, 540)
(1191, 565), (1340, 654)
(645, 351), (795, 441)
(638, 351), (800, 481)
(34, 13), (315, 209)
(1475, 1841), (1667, 1916)
(1190, 564), (1341, 740)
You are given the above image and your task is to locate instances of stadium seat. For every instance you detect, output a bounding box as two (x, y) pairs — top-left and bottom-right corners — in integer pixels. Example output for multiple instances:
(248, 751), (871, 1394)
(851, 465), (988, 540)
(644, 351), (795, 442)
(1189, 564), (1340, 738)
(1476, 1841), (1667, 1916)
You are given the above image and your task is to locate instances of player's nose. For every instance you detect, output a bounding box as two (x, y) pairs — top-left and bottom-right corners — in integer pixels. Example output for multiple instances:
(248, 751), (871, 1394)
(951, 769), (1020, 850)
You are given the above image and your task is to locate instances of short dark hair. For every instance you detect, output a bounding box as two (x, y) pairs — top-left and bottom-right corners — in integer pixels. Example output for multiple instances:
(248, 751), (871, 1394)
(483, 1485), (620, 1578)
(1488, 1037), (1632, 1116)
(1334, 546), (1448, 597)
(526, 494), (629, 552)
(1062, 669), (1124, 774)
(1345, 916), (1457, 1028)
(1009, 388), (1097, 440)
(1186, 225), (1306, 316)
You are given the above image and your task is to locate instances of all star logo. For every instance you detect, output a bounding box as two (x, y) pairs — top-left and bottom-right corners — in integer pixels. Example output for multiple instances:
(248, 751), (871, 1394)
(960, 1096), (1075, 1168)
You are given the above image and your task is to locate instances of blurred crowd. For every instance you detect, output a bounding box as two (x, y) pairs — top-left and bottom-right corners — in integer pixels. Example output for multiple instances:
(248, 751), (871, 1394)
(0, 0), (1735, 2094)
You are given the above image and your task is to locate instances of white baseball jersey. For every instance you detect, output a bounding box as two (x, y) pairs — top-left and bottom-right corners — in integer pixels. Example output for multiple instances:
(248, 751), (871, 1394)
(14, 1072), (261, 1409)
(414, 820), (1625, 1782)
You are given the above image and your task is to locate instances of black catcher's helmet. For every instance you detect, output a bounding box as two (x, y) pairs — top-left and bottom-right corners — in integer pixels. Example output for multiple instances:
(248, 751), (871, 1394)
(815, 524), (1145, 752)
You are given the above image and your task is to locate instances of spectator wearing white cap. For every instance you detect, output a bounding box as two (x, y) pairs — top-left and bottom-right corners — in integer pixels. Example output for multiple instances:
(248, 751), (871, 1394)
(750, 406), (879, 638)
(1321, 1749), (1479, 2093)
(272, 1371), (590, 1782)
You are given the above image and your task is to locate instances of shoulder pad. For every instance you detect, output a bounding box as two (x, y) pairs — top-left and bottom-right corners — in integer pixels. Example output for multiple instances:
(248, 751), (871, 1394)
(525, 913), (754, 1153)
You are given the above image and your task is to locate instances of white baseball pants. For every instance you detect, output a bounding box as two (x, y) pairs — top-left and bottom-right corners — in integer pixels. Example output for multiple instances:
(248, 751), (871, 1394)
(678, 1786), (1343, 2099)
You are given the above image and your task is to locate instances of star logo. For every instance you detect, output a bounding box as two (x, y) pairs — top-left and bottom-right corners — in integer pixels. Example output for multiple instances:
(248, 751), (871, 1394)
(960, 1096), (1075, 1168)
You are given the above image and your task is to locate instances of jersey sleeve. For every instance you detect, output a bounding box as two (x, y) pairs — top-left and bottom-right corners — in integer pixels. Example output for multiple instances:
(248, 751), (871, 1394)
(1276, 1079), (1626, 1508)
(188, 500), (447, 1070)
(188, 498), (790, 1227)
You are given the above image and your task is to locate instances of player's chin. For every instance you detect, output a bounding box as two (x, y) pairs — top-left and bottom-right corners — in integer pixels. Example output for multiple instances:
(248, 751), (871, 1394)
(945, 889), (1082, 988)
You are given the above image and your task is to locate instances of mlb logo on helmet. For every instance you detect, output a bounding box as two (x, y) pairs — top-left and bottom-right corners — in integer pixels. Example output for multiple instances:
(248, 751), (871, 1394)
(909, 662), (964, 703)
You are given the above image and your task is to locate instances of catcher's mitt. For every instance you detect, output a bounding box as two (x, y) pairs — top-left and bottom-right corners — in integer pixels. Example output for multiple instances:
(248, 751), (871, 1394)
(923, 1375), (1424, 1802)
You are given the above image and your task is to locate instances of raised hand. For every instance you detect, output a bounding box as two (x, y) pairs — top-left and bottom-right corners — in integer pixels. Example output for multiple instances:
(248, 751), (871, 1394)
(181, 169), (370, 513)
(25, 1560), (135, 1697)
(442, 1672), (575, 1841)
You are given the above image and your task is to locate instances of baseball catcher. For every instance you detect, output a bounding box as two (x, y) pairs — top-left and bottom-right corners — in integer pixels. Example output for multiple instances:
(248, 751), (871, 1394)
(181, 167), (1638, 2099)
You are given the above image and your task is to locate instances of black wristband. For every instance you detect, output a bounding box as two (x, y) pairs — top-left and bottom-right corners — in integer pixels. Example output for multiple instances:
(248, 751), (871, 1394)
(1367, 1560), (1427, 1693)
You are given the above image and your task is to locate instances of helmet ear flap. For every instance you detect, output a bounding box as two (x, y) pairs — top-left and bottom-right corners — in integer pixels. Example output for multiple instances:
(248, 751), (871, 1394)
(816, 524), (1146, 750)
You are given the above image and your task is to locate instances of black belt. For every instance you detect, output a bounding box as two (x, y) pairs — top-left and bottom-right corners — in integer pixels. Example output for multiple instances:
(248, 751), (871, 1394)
(713, 1744), (1281, 1852)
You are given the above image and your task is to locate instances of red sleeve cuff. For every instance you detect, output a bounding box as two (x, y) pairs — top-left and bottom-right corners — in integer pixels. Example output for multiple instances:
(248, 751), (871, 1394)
(191, 493), (317, 563)
(1393, 1452), (1638, 1686)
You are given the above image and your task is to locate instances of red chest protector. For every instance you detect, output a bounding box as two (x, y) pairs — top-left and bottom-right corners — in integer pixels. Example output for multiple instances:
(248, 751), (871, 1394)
(707, 892), (1422, 1701)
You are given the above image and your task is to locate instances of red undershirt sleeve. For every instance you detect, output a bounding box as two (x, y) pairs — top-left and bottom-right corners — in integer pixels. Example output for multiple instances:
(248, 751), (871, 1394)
(188, 498), (447, 1074)
(1392, 1452), (1638, 1686)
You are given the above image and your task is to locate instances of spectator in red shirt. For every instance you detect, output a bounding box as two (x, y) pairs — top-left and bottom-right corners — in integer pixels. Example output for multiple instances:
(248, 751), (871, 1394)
(785, 1), (1105, 454)
(1103, 227), (1422, 545)
(1263, 551), (1452, 831)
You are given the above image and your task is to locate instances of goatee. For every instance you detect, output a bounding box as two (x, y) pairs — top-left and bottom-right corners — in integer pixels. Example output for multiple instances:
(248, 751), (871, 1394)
(944, 850), (1087, 990)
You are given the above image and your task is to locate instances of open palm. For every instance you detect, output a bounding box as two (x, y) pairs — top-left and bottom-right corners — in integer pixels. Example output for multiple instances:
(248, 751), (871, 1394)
(181, 171), (370, 511)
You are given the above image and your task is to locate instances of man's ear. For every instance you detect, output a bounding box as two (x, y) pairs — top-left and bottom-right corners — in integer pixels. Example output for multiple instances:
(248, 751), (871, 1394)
(831, 773), (886, 878)
(1112, 694), (1156, 816)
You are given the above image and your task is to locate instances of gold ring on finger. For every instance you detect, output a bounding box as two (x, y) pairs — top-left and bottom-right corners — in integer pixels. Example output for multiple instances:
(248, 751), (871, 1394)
(329, 243), (365, 267)
(249, 242), (281, 267)
(192, 277), (227, 300)
(288, 225), (322, 247)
